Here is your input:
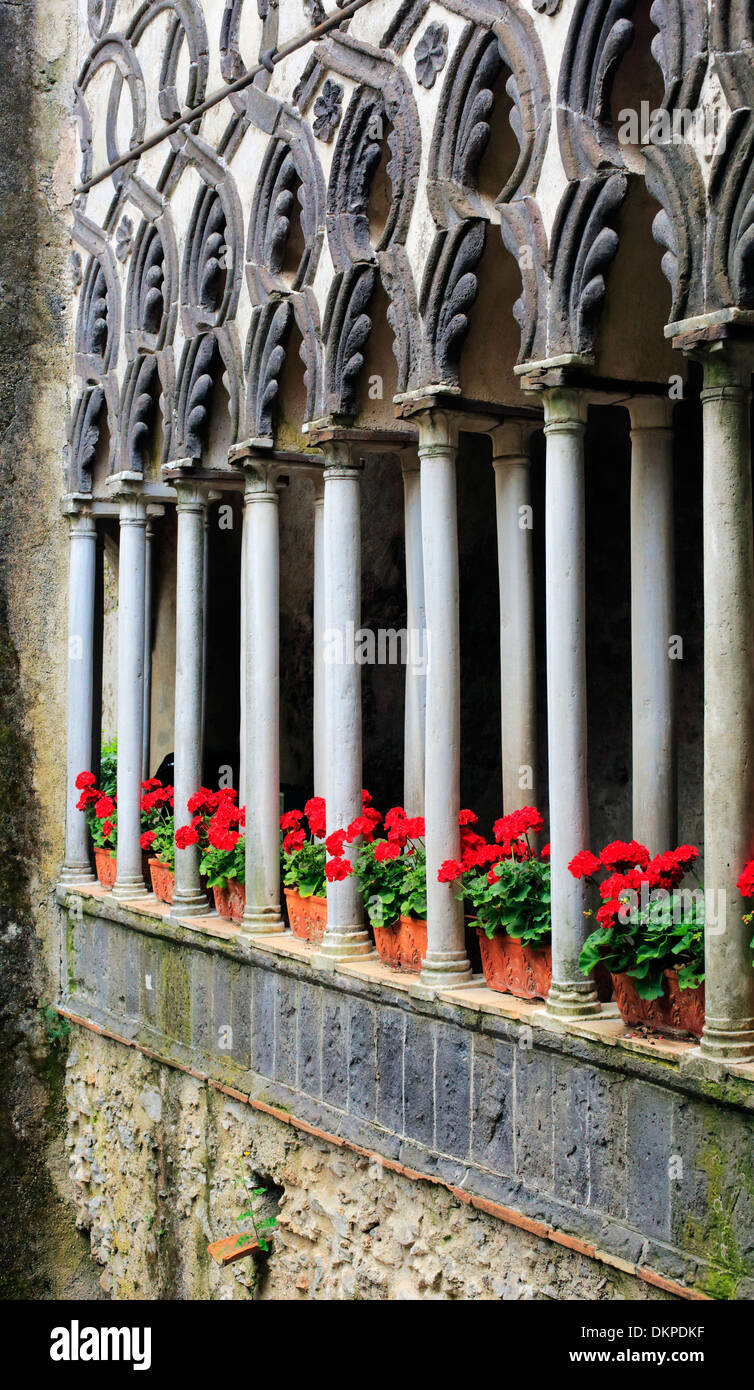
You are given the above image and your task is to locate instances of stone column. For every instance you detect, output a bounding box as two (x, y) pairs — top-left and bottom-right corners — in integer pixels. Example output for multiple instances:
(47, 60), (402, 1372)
(141, 515), (155, 781)
(239, 497), (246, 809)
(241, 465), (284, 933)
(112, 491), (148, 898)
(312, 445), (374, 965)
(401, 450), (426, 817)
(312, 475), (326, 800)
(543, 390), (599, 1017)
(491, 420), (538, 813)
(412, 411), (472, 997)
(61, 506), (98, 883)
(628, 397), (676, 853)
(699, 346), (754, 1061)
(170, 482), (209, 918)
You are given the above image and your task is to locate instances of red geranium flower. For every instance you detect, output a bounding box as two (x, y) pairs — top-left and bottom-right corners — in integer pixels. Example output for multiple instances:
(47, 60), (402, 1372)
(438, 859), (464, 883)
(568, 850), (602, 880)
(283, 829), (305, 854)
(374, 840), (401, 862)
(540, 843), (551, 860)
(175, 824), (199, 849)
(596, 899), (621, 929)
(600, 840), (650, 872)
(75, 771), (96, 790)
(738, 861), (754, 898)
(325, 829), (346, 857)
(94, 795), (115, 819)
(325, 856), (351, 882)
(140, 831), (156, 850)
(458, 809), (478, 826)
(280, 809), (304, 831)
(305, 796), (326, 837)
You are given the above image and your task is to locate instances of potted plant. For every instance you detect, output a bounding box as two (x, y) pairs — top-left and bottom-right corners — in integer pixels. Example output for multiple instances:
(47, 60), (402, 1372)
(140, 780), (176, 903)
(280, 797), (329, 941)
(348, 805), (428, 972)
(569, 840), (705, 1037)
(76, 771), (117, 886)
(440, 808), (554, 999)
(194, 789), (246, 922)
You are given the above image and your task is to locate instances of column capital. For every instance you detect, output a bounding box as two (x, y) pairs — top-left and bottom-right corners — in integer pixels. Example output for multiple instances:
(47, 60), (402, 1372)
(686, 337), (754, 391)
(322, 440), (363, 479)
(67, 507), (97, 538)
(414, 408), (459, 456)
(243, 460), (281, 504)
(399, 447), (421, 475)
(490, 417), (538, 464)
(174, 478), (209, 512)
(627, 395), (674, 432)
(542, 388), (588, 434)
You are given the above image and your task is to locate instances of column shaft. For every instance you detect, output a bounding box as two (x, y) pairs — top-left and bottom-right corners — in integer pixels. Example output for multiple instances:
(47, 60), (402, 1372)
(629, 397), (676, 853)
(401, 452), (426, 817)
(543, 391), (599, 1017)
(141, 516), (154, 781)
(112, 493), (148, 898)
(62, 509), (98, 883)
(699, 349), (754, 1060)
(412, 412), (471, 997)
(491, 421), (537, 814)
(313, 477), (326, 800)
(242, 468), (284, 933)
(170, 484), (208, 917)
(313, 447), (373, 964)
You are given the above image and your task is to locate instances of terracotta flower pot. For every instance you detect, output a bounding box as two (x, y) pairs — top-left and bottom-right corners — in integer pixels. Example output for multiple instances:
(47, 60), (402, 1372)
(611, 969), (705, 1039)
(228, 879), (246, 924)
(284, 889), (327, 942)
(477, 929), (552, 1001)
(373, 916), (427, 973)
(149, 858), (175, 905)
(94, 846), (116, 888)
(213, 883), (233, 920)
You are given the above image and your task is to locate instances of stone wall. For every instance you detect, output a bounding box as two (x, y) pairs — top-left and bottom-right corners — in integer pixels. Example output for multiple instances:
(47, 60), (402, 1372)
(66, 1025), (671, 1301)
(0, 0), (102, 1299)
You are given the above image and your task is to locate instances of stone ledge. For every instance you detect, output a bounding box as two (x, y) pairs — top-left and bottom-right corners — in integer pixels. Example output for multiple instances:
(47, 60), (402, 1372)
(56, 882), (754, 1110)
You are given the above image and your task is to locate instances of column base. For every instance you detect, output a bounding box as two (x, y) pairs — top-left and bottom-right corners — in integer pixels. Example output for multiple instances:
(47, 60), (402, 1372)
(700, 1018), (754, 1062)
(311, 925), (376, 969)
(546, 979), (601, 1020)
(241, 905), (285, 935)
(409, 950), (473, 1000)
(59, 863), (96, 887)
(111, 875), (148, 900)
(169, 889), (210, 921)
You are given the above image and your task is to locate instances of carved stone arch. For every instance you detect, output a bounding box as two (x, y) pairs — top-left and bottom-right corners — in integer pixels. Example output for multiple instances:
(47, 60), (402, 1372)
(428, 18), (549, 223)
(498, 196), (549, 363)
(323, 264), (378, 417)
(246, 126), (326, 300)
(124, 0), (210, 124)
(120, 353), (163, 473)
(69, 378), (119, 492)
(644, 138), (707, 323)
(220, 0), (279, 103)
(708, 110), (754, 311)
(76, 35), (147, 188)
(245, 289), (323, 436)
(547, 171), (628, 359)
(711, 4), (754, 111)
(557, 0), (636, 180)
(124, 205), (179, 354)
(87, 0), (117, 42)
(74, 229), (121, 381)
(180, 167), (244, 335)
(649, 0), (708, 113)
(326, 78), (419, 272)
(418, 219), (486, 386)
(173, 328), (241, 463)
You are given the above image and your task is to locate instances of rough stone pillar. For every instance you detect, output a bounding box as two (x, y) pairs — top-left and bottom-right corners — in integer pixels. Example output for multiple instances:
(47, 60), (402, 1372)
(312, 445), (374, 965)
(170, 482), (209, 918)
(241, 465), (284, 934)
(412, 411), (472, 998)
(543, 390), (599, 1018)
(61, 505), (98, 883)
(141, 515), (155, 782)
(401, 450), (426, 817)
(699, 346), (754, 1061)
(628, 397), (676, 853)
(312, 476), (326, 800)
(491, 419), (538, 814)
(112, 491), (148, 899)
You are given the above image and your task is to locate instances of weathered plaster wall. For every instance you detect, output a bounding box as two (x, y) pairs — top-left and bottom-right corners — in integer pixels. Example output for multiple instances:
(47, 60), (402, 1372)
(0, 0), (101, 1297)
(66, 1025), (671, 1301)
